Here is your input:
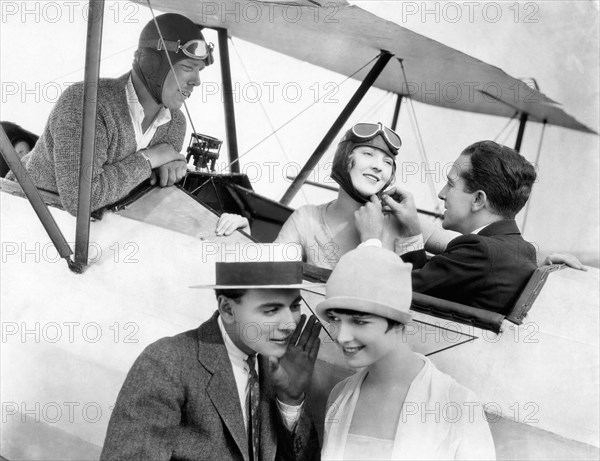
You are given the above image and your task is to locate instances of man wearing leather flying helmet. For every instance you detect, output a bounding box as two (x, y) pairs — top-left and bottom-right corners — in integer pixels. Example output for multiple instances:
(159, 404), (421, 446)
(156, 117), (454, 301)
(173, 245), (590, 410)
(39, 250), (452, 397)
(9, 13), (213, 216)
(134, 13), (214, 109)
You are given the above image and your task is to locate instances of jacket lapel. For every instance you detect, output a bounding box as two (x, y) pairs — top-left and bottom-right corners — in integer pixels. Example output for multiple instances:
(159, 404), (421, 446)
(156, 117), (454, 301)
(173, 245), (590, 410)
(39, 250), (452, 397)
(197, 312), (250, 461)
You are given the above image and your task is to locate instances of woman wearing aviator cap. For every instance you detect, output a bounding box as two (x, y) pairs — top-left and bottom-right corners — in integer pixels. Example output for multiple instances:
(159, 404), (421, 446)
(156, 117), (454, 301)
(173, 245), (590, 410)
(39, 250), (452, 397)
(316, 246), (496, 460)
(274, 122), (458, 269)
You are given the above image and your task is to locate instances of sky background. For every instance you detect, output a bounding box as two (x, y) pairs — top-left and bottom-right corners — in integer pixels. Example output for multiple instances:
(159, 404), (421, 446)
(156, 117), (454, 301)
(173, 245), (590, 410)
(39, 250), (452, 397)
(1, 0), (598, 264)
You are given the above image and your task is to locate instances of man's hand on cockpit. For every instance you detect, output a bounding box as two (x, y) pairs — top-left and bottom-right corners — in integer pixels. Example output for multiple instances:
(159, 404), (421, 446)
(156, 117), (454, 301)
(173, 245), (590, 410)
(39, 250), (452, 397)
(151, 159), (188, 187)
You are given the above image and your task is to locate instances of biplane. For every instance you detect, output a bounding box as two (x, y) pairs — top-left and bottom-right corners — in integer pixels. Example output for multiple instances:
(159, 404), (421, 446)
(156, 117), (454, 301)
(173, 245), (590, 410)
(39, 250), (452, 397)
(1, 0), (598, 459)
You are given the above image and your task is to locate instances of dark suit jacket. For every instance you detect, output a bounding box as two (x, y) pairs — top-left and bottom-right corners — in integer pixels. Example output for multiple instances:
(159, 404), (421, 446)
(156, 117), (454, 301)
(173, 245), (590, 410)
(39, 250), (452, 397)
(405, 220), (537, 315)
(101, 312), (320, 461)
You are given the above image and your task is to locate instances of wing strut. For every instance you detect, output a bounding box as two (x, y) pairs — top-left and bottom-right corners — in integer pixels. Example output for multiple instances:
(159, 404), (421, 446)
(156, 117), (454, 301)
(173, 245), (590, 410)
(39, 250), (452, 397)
(391, 94), (403, 131)
(0, 129), (73, 263)
(0, 0), (105, 272)
(280, 51), (394, 206)
(73, 0), (105, 273)
(514, 112), (529, 152)
(217, 28), (240, 173)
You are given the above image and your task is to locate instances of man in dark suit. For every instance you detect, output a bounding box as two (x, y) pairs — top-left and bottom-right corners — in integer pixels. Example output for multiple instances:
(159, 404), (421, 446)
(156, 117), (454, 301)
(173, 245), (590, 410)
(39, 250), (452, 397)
(355, 140), (538, 315)
(101, 250), (322, 460)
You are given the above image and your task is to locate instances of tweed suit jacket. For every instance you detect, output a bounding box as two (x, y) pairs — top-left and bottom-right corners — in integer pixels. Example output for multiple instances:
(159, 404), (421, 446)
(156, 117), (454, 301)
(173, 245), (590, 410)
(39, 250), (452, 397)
(101, 312), (320, 461)
(407, 220), (537, 315)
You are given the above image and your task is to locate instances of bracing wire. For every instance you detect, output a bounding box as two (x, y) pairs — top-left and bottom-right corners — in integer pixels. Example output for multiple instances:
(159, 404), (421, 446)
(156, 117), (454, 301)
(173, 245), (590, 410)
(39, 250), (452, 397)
(534, 120), (548, 164)
(228, 38), (290, 169)
(228, 37), (310, 204)
(296, 90), (390, 193)
(49, 46), (137, 82)
(300, 296), (334, 342)
(357, 91), (392, 122)
(219, 53), (382, 173)
(493, 111), (519, 142)
(146, 0), (198, 136)
(498, 119), (518, 145)
(398, 60), (440, 211)
(188, 175), (216, 197)
(520, 120), (547, 234)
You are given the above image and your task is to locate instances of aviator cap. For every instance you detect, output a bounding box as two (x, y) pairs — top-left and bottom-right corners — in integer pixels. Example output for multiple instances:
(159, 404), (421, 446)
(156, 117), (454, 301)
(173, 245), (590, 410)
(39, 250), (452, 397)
(331, 123), (400, 204)
(133, 13), (213, 104)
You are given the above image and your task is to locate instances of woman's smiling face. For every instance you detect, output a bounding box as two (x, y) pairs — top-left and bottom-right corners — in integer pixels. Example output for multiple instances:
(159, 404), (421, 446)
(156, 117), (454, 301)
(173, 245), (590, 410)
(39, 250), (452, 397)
(326, 310), (399, 368)
(348, 146), (394, 197)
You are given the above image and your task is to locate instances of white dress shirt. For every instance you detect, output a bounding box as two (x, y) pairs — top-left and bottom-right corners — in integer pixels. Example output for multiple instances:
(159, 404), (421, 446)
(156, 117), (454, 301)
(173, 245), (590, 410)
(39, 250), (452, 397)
(217, 316), (303, 431)
(125, 75), (172, 150)
(360, 234), (425, 256)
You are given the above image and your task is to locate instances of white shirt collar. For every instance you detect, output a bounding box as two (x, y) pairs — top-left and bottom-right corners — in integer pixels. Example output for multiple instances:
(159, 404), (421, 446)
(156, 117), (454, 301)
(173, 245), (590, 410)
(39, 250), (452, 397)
(217, 315), (304, 431)
(471, 225), (487, 235)
(125, 74), (172, 150)
(217, 314), (257, 430)
(217, 314), (255, 372)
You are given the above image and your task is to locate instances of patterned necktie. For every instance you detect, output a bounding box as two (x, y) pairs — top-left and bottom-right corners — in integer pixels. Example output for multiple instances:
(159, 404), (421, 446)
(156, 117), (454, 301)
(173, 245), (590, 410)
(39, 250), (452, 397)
(246, 354), (260, 461)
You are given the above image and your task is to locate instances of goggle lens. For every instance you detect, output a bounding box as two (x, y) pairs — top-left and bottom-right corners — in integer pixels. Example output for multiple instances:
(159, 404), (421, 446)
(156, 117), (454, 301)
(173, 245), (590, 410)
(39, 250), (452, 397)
(352, 122), (402, 150)
(180, 40), (211, 59)
(352, 123), (381, 137)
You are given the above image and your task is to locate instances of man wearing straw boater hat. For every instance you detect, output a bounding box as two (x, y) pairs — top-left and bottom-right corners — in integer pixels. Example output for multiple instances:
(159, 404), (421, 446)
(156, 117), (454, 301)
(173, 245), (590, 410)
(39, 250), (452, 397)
(316, 246), (495, 460)
(101, 243), (322, 460)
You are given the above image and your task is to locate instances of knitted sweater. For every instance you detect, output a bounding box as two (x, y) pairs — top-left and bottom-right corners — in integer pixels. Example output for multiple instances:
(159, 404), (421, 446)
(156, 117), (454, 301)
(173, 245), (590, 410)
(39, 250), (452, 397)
(12, 73), (186, 215)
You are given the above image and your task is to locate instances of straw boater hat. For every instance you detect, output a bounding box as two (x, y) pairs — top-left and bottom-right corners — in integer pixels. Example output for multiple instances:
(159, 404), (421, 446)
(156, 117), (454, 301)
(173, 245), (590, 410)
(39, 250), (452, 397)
(191, 242), (324, 289)
(316, 246), (413, 324)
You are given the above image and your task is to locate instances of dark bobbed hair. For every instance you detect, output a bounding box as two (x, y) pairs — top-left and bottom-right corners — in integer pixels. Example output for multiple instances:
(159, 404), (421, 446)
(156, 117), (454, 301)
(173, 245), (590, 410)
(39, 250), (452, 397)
(327, 308), (402, 333)
(460, 141), (537, 219)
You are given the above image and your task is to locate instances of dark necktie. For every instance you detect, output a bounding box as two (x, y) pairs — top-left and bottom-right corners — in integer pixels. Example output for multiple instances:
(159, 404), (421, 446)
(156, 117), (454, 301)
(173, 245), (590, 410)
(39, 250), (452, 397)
(246, 354), (260, 461)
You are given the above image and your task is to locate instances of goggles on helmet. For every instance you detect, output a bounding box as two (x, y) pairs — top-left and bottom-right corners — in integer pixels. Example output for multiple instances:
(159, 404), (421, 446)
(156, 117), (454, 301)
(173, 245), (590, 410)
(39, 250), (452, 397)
(345, 122), (402, 152)
(141, 38), (214, 64)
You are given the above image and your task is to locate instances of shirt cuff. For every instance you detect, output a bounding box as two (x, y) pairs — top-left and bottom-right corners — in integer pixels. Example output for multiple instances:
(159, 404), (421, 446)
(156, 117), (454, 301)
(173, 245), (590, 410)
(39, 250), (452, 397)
(358, 238), (383, 248)
(394, 234), (424, 255)
(276, 398), (305, 431)
(138, 149), (153, 175)
(419, 218), (435, 243)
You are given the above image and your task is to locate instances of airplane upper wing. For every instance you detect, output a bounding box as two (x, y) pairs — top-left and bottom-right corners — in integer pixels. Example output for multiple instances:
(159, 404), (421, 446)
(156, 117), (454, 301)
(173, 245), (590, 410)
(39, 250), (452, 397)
(134, 0), (595, 134)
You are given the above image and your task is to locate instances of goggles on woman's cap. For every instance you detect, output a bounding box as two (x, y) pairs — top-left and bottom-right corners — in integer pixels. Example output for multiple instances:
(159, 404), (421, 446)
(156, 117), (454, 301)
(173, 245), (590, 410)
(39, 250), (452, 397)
(345, 122), (402, 152)
(140, 38), (214, 64)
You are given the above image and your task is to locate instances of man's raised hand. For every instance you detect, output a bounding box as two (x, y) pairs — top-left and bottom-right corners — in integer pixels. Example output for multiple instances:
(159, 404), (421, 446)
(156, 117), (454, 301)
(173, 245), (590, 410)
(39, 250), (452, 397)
(382, 186), (422, 237)
(354, 195), (385, 242)
(267, 314), (322, 405)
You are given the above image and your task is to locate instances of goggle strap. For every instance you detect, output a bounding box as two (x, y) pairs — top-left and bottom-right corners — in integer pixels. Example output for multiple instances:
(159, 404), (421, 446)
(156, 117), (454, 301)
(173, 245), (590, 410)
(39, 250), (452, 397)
(139, 38), (173, 52)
